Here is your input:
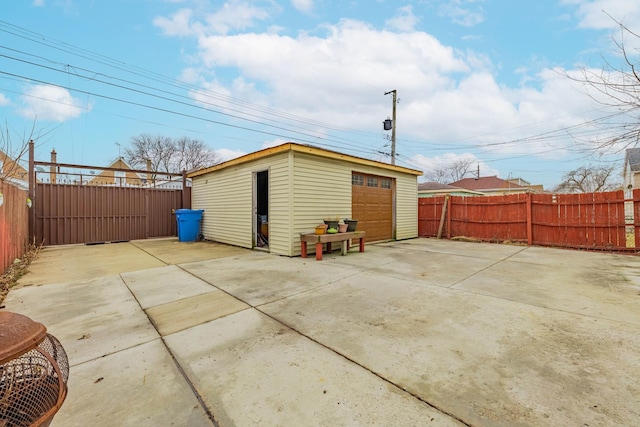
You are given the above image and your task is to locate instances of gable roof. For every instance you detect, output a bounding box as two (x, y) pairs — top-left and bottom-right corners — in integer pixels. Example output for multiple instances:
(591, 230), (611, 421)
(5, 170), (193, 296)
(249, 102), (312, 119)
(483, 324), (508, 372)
(0, 149), (29, 178)
(418, 182), (458, 191)
(449, 176), (525, 191)
(188, 142), (423, 178)
(625, 148), (640, 172)
(418, 181), (485, 196)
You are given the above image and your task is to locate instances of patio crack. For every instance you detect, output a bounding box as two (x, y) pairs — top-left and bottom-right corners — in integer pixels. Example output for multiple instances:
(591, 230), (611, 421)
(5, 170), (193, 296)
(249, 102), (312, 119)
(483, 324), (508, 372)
(448, 246), (530, 288)
(254, 307), (476, 427)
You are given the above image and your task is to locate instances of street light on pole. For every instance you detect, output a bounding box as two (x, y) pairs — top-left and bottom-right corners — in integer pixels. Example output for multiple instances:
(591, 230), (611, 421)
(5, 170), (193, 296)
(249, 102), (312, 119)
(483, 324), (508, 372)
(384, 90), (397, 165)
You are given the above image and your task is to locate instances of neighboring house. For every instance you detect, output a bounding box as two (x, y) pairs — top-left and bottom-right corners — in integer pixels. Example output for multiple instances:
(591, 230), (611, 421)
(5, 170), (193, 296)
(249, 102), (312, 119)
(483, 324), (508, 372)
(623, 148), (640, 197)
(147, 179), (192, 189)
(449, 175), (541, 195)
(622, 148), (640, 221)
(86, 158), (146, 187)
(188, 142), (423, 256)
(506, 177), (545, 193)
(0, 150), (29, 190)
(418, 182), (485, 197)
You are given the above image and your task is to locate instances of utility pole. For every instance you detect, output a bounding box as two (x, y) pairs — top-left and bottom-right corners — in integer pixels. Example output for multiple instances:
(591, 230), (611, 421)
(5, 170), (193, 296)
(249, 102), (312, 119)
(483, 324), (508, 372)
(384, 90), (397, 165)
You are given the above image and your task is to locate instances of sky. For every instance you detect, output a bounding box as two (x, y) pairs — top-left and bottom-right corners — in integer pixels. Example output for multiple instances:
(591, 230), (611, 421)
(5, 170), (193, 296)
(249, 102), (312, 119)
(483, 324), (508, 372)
(2, 0), (640, 189)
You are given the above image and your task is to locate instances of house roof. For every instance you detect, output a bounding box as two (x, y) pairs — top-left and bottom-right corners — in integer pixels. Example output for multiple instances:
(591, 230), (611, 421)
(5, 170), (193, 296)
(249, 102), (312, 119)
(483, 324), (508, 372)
(418, 182), (485, 195)
(625, 148), (640, 172)
(449, 176), (525, 191)
(188, 142), (423, 178)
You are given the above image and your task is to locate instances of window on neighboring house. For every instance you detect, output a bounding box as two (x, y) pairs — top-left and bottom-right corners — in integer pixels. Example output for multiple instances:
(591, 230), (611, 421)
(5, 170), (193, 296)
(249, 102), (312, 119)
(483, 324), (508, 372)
(114, 171), (126, 186)
(381, 178), (392, 189)
(352, 174), (364, 186)
(367, 176), (378, 188)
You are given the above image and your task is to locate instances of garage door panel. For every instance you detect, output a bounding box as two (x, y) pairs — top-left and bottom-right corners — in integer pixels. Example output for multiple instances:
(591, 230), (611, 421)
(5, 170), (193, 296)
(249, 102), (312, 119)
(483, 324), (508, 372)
(352, 172), (393, 242)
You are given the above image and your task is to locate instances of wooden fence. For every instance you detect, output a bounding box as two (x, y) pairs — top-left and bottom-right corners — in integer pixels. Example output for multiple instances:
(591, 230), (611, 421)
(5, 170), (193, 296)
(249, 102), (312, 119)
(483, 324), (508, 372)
(1, 181), (29, 273)
(418, 190), (638, 252)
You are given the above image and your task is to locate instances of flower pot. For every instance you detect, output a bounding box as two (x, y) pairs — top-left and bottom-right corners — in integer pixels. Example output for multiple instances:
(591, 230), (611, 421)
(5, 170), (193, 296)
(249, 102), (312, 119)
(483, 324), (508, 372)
(315, 225), (326, 235)
(324, 220), (339, 230)
(338, 223), (348, 233)
(344, 219), (358, 232)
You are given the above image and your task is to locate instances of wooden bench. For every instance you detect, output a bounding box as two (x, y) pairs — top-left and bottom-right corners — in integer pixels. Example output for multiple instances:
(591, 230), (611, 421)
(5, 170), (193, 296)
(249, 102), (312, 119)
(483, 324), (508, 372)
(299, 231), (366, 261)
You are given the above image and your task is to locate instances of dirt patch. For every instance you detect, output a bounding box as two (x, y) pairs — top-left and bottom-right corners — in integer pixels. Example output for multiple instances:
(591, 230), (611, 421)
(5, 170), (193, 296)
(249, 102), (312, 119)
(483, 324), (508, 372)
(0, 243), (42, 305)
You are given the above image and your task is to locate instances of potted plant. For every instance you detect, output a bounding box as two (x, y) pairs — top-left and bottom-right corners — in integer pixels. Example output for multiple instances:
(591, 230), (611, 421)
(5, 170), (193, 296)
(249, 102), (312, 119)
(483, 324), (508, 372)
(324, 217), (339, 230)
(315, 223), (328, 235)
(338, 219), (348, 233)
(344, 219), (358, 232)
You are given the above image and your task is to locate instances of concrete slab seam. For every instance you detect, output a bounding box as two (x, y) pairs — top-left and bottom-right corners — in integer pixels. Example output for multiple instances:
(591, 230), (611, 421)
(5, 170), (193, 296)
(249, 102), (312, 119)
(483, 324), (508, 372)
(170, 266), (473, 424)
(446, 285), (640, 328)
(447, 246), (530, 288)
(129, 241), (171, 265)
(252, 305), (476, 427)
(119, 272), (219, 426)
(252, 270), (367, 308)
(68, 338), (164, 368)
(159, 335), (219, 427)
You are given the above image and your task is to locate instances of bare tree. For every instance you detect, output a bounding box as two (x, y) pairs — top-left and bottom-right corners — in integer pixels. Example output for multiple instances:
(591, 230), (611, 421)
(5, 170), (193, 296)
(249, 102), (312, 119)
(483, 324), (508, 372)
(554, 164), (619, 193)
(567, 19), (640, 151)
(1, 120), (54, 184)
(124, 134), (175, 173)
(425, 158), (475, 183)
(173, 137), (218, 172)
(124, 134), (218, 174)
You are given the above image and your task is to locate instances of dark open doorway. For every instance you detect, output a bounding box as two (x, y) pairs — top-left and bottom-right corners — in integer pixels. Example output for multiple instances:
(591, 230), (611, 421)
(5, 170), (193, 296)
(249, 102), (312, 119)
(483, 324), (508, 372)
(255, 170), (269, 249)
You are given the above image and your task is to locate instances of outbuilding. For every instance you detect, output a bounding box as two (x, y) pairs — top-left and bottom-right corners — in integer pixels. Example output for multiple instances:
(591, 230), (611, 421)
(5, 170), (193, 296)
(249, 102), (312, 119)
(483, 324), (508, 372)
(187, 142), (422, 256)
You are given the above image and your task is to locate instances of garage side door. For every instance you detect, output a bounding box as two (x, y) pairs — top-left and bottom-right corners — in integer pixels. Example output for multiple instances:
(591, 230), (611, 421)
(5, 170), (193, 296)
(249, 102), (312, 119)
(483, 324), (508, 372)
(352, 173), (394, 242)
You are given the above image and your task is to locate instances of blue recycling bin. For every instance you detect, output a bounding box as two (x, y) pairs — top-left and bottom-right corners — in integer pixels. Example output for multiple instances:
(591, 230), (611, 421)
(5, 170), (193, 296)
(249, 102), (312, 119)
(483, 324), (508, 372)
(175, 209), (204, 242)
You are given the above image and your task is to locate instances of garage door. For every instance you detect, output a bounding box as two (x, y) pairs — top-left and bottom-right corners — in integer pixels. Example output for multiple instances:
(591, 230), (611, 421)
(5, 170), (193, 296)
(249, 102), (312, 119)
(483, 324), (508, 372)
(352, 173), (394, 242)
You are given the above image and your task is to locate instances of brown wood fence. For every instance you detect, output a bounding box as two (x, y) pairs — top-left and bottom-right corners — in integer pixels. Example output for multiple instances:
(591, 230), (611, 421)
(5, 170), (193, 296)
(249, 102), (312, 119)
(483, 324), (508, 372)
(418, 190), (638, 252)
(34, 184), (191, 246)
(1, 181), (29, 273)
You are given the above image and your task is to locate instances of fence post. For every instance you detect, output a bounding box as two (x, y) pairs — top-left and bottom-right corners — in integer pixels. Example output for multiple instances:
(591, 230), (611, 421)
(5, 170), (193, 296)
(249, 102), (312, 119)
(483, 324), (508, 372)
(437, 195), (449, 239)
(28, 139), (35, 244)
(635, 189), (640, 249)
(181, 170), (188, 209)
(526, 193), (532, 246)
(446, 195), (452, 239)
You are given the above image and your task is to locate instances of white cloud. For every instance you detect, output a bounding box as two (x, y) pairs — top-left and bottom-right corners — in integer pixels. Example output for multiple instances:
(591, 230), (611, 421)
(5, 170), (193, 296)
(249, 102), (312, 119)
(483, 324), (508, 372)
(17, 85), (89, 122)
(385, 5), (419, 32)
(291, 0), (314, 14)
(154, 8), (197, 37)
(155, 1), (273, 36)
(439, 0), (485, 27)
(215, 147), (246, 162)
(159, 8), (611, 171)
(563, 0), (640, 30)
(410, 152), (499, 182)
(32, 0), (45, 6)
(262, 139), (289, 149)
(0, 93), (9, 106)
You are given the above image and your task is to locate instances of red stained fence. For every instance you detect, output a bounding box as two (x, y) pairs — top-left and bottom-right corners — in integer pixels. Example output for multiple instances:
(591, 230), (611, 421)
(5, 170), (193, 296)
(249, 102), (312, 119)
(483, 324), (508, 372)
(419, 190), (637, 252)
(1, 181), (29, 273)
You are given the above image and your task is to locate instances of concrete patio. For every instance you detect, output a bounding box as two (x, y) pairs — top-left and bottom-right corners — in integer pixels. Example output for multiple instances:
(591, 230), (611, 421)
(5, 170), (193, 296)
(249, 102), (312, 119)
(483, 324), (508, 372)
(4, 238), (640, 426)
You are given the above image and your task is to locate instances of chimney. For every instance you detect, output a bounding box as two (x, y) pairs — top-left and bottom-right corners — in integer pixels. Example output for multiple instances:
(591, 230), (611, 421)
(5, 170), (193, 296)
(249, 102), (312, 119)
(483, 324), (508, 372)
(146, 158), (152, 183)
(50, 149), (57, 184)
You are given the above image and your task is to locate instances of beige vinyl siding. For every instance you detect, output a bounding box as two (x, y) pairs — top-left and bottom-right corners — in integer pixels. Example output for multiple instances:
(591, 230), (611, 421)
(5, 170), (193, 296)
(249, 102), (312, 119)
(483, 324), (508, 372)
(395, 176), (418, 239)
(267, 153), (293, 256)
(192, 153), (291, 254)
(291, 153), (352, 254)
(191, 143), (419, 256)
